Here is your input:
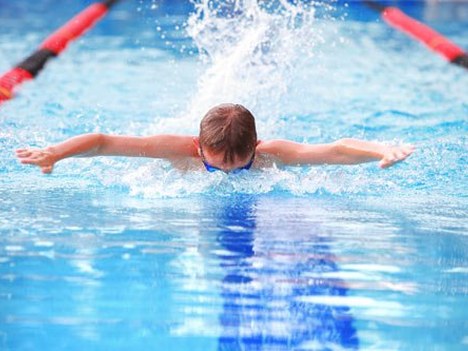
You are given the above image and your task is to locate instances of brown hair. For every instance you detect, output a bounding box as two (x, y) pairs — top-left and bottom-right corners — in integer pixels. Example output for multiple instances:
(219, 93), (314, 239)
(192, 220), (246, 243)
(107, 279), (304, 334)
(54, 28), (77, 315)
(199, 103), (257, 164)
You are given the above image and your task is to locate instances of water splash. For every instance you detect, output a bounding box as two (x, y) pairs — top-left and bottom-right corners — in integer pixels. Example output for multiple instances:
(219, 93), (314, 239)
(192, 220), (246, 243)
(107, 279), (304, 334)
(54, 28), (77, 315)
(176, 0), (321, 127)
(115, 161), (403, 199)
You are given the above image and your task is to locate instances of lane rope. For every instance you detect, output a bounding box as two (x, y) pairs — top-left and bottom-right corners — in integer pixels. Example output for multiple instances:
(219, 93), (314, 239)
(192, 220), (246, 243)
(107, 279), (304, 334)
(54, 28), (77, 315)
(363, 0), (468, 70)
(0, 0), (121, 105)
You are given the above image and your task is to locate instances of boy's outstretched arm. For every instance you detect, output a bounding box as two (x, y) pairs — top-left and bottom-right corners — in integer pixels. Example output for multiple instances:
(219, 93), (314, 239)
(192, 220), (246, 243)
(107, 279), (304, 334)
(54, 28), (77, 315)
(16, 133), (196, 173)
(258, 138), (414, 168)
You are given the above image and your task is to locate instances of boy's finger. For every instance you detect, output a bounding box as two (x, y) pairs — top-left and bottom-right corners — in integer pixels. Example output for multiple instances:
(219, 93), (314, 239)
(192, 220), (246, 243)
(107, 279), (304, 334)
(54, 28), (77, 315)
(42, 166), (53, 174)
(379, 159), (390, 168)
(396, 150), (406, 159)
(20, 159), (37, 165)
(405, 146), (415, 154)
(16, 148), (35, 153)
(29, 154), (41, 160)
(16, 150), (32, 156)
(387, 154), (400, 165)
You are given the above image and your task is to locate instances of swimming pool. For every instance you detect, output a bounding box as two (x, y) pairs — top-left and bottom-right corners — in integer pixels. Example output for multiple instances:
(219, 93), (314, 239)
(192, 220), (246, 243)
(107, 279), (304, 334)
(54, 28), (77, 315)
(1, 0), (467, 349)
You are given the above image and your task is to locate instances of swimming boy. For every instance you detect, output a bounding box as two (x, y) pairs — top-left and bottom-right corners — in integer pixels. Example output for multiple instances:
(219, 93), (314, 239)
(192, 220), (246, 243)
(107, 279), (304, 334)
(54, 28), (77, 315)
(16, 103), (414, 174)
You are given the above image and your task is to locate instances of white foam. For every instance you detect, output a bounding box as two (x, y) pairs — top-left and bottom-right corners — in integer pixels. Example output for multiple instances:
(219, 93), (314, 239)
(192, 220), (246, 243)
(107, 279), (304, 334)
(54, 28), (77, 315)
(34, 240), (55, 247)
(113, 155), (401, 198)
(162, 0), (322, 132)
(5, 246), (24, 252)
(296, 295), (404, 311)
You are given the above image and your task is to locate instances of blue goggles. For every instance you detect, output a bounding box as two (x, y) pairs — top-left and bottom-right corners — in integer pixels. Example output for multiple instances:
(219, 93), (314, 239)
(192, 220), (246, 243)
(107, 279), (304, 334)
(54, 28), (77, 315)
(200, 147), (255, 173)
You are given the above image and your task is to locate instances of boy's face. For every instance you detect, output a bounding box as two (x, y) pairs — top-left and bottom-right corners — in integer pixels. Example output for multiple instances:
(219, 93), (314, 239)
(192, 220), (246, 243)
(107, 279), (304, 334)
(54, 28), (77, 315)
(200, 147), (255, 173)
(192, 137), (256, 173)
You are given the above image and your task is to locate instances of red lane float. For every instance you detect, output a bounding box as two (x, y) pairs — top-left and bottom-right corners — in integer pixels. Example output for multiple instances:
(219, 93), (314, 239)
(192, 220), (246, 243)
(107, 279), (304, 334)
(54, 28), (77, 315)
(0, 68), (32, 103)
(41, 3), (108, 54)
(383, 7), (465, 62)
(0, 0), (120, 106)
(364, 0), (468, 70)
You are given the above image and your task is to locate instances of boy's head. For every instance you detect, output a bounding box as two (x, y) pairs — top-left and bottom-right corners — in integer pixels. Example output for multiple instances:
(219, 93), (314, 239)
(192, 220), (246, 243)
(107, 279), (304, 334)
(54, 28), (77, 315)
(197, 103), (257, 172)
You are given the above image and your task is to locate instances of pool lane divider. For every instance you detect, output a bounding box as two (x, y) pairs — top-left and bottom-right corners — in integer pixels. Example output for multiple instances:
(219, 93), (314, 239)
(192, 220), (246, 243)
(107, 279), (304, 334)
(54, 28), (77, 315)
(0, 0), (121, 106)
(363, 0), (468, 70)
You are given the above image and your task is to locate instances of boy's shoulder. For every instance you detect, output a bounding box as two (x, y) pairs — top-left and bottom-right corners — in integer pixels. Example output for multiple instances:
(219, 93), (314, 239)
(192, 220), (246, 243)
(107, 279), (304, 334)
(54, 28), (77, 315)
(255, 140), (284, 168)
(256, 139), (291, 154)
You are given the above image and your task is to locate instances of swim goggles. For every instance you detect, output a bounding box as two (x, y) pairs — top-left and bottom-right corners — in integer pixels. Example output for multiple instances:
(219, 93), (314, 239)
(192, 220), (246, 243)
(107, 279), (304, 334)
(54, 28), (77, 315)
(200, 147), (255, 173)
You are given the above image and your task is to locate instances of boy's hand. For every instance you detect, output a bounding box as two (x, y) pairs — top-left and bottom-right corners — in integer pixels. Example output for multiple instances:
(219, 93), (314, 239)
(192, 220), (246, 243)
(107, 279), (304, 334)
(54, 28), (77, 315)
(16, 147), (57, 174)
(379, 145), (415, 169)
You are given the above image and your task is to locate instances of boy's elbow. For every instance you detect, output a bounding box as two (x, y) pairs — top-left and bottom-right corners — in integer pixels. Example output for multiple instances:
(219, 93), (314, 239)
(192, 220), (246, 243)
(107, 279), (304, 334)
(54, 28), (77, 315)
(332, 139), (348, 154)
(335, 138), (354, 147)
(329, 140), (352, 163)
(89, 133), (107, 154)
(85, 133), (105, 143)
(333, 138), (361, 155)
(94, 132), (105, 144)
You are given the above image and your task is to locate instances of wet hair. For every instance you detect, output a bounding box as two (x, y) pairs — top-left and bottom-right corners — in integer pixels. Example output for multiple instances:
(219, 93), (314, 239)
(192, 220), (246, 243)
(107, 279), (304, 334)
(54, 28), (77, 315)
(199, 103), (257, 164)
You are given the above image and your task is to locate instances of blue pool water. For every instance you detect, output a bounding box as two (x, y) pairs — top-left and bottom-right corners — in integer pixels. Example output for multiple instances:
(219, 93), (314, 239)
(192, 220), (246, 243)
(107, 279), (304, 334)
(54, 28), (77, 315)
(1, 0), (467, 350)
